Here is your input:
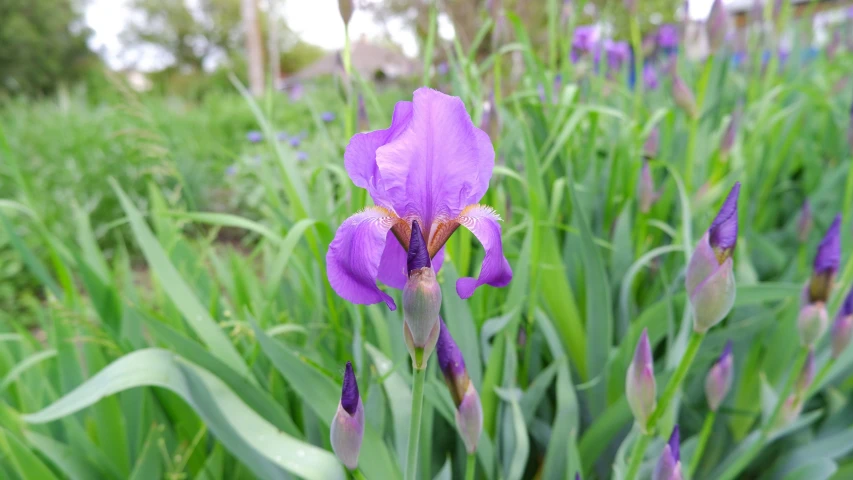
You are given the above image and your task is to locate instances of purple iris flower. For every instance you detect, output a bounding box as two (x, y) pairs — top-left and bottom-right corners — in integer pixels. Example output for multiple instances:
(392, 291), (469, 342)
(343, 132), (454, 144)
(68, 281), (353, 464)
(643, 64), (659, 90)
(322, 111), (337, 123)
(247, 131), (263, 143)
(658, 25), (679, 51)
(571, 25), (599, 63)
(604, 40), (631, 73)
(326, 88), (512, 309)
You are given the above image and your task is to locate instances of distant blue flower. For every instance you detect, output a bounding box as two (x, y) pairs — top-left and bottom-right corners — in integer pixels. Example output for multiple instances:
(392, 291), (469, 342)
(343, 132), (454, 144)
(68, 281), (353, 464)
(226, 164), (238, 177)
(247, 131), (263, 143)
(277, 131), (289, 142)
(297, 151), (308, 161)
(321, 111), (336, 123)
(290, 136), (301, 148)
(289, 83), (304, 102)
(437, 62), (449, 75)
(643, 64), (659, 90)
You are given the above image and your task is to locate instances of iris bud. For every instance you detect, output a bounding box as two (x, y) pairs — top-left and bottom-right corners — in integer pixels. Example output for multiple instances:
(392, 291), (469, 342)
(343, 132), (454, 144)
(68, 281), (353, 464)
(638, 160), (659, 214)
(707, 0), (729, 52)
(653, 426), (683, 480)
(797, 301), (828, 348)
(626, 329), (656, 431)
(807, 214), (841, 303)
(338, 0), (354, 25)
(705, 341), (734, 411)
(686, 183), (740, 333)
(330, 362), (364, 470)
(436, 319), (482, 453)
(403, 221), (441, 369)
(795, 350), (815, 395)
(672, 72), (698, 119)
(831, 288), (853, 358)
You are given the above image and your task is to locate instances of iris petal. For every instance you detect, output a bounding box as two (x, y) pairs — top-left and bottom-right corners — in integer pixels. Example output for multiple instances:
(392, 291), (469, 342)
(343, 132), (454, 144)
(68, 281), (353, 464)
(327, 207), (401, 309)
(455, 205), (512, 299)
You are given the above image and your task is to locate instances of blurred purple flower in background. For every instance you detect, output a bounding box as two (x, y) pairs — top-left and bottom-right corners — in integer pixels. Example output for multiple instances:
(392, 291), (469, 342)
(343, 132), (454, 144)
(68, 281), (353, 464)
(643, 64), (659, 90)
(276, 131), (289, 142)
(288, 82), (304, 101)
(437, 62), (449, 75)
(225, 164), (237, 177)
(658, 24), (679, 54)
(296, 151), (308, 161)
(571, 26), (599, 63)
(638, 160), (659, 213)
(321, 111), (337, 123)
(707, 0), (729, 52)
(604, 40), (631, 73)
(247, 130), (262, 143)
(326, 88), (511, 310)
(671, 72), (698, 119)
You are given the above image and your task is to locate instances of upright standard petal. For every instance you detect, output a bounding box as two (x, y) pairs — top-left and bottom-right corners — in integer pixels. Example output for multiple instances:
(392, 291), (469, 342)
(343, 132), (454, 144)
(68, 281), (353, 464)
(376, 88), (495, 224)
(344, 101), (413, 208)
(455, 205), (513, 299)
(327, 207), (401, 309)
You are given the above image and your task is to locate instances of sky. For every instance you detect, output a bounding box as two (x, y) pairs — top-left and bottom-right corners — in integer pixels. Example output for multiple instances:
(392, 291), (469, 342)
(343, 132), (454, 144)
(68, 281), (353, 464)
(86, 0), (719, 70)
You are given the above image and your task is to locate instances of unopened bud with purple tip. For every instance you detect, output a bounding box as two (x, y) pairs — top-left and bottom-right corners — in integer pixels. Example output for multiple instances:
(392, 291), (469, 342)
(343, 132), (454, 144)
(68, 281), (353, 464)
(403, 220), (441, 369)
(653, 426), (683, 480)
(832, 287), (853, 358)
(638, 160), (659, 214)
(797, 201), (813, 243)
(330, 361), (364, 470)
(707, 0), (729, 52)
(338, 0), (354, 25)
(705, 342), (733, 411)
(796, 350), (815, 395)
(672, 72), (698, 119)
(799, 215), (841, 346)
(686, 183), (740, 333)
(643, 126), (660, 159)
(626, 329), (657, 431)
(436, 319), (482, 453)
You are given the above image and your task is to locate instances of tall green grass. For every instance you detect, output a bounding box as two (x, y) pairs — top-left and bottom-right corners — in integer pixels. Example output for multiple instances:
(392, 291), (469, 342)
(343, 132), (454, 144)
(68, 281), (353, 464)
(2, 5), (853, 480)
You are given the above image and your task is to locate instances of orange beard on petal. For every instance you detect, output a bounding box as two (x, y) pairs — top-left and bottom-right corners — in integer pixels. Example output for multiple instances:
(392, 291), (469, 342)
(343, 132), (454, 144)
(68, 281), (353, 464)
(428, 219), (461, 258)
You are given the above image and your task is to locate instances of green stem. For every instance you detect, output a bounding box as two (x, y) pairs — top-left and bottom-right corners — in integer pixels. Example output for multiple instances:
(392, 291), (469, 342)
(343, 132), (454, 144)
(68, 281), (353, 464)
(625, 331), (705, 480)
(629, 16), (644, 117)
(806, 360), (833, 397)
(465, 453), (476, 480)
(716, 348), (809, 480)
(687, 411), (717, 478)
(406, 367), (427, 480)
(422, 1), (438, 87)
(624, 432), (651, 480)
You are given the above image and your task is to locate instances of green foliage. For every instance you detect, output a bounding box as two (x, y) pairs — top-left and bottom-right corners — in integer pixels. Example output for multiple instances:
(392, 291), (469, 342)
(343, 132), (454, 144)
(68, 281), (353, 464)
(3, 6), (853, 480)
(0, 0), (96, 97)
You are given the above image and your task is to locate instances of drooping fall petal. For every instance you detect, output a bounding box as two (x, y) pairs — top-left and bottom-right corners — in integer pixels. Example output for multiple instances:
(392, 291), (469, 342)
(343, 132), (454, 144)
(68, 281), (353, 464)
(455, 205), (513, 299)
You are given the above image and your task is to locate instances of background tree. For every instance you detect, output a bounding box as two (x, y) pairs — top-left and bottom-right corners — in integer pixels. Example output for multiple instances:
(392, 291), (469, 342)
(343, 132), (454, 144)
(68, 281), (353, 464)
(0, 0), (96, 97)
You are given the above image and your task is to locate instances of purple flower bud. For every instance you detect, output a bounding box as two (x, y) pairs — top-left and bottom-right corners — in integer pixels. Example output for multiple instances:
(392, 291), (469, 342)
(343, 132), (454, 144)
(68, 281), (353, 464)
(797, 301), (829, 347)
(686, 183), (740, 332)
(321, 111), (336, 123)
(644, 128), (660, 161)
(537, 83), (546, 104)
(672, 72), (698, 119)
(358, 95), (369, 132)
(644, 64), (659, 90)
(707, 0), (729, 52)
(797, 201), (813, 243)
(247, 131), (263, 143)
(437, 319), (469, 404)
(653, 426), (683, 480)
(808, 214), (841, 302)
(709, 182), (740, 255)
(403, 221), (441, 369)
(331, 361), (364, 470)
(626, 329), (657, 431)
(831, 291), (853, 358)
(720, 105), (741, 158)
(638, 160), (659, 214)
(338, 0), (354, 25)
(705, 342), (734, 411)
(456, 382), (483, 454)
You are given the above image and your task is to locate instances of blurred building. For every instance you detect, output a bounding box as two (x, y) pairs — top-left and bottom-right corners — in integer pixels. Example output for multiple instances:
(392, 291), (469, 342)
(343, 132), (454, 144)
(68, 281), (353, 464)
(283, 36), (420, 86)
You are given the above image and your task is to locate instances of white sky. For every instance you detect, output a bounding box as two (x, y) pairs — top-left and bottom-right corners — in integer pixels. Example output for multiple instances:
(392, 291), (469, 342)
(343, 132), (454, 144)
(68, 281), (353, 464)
(85, 0), (718, 70)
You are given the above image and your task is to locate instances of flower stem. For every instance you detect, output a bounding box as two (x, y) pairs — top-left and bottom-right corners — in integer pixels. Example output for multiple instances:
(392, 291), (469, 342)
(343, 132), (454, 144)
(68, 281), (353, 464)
(624, 432), (651, 480)
(687, 411), (716, 477)
(406, 366), (427, 480)
(465, 453), (476, 480)
(625, 331), (705, 480)
(715, 348), (809, 480)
